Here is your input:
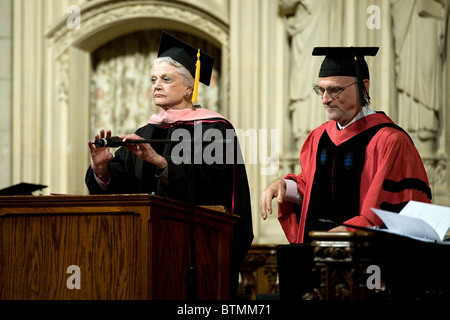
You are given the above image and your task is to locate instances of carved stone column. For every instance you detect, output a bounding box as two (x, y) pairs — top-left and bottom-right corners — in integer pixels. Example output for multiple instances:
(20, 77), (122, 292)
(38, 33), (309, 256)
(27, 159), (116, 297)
(230, 0), (291, 244)
(0, 0), (13, 189)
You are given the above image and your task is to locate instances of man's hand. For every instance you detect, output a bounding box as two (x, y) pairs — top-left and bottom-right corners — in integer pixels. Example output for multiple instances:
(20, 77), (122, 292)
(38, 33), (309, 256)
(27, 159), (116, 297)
(259, 179), (287, 220)
(328, 226), (348, 232)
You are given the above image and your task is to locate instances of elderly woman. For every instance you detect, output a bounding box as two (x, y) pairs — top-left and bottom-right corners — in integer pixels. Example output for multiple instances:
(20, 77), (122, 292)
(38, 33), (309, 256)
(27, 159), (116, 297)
(85, 31), (253, 298)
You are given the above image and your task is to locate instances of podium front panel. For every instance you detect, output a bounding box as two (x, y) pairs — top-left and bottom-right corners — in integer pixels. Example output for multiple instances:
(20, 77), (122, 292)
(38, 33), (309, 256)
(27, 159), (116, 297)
(0, 194), (237, 300)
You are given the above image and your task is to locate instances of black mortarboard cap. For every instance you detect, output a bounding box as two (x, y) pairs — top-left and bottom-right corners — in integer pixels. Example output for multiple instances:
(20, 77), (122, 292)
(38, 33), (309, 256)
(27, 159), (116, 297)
(0, 182), (47, 196)
(312, 47), (378, 78)
(312, 47), (379, 105)
(157, 31), (214, 86)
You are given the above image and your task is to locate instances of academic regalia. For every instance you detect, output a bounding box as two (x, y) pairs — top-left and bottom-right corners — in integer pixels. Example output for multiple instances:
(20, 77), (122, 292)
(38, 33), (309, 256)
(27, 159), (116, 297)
(86, 108), (254, 294)
(278, 47), (432, 244)
(85, 31), (253, 297)
(279, 112), (432, 243)
(0, 182), (47, 195)
(313, 46), (379, 106)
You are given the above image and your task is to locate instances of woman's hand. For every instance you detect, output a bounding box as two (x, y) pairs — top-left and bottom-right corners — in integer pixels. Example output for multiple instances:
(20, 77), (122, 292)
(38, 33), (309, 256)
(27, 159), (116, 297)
(122, 134), (168, 169)
(88, 129), (114, 182)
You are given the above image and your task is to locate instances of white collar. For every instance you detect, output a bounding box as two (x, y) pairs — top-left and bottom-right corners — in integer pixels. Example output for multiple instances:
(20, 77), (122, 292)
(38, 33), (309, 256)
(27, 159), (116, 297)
(337, 106), (376, 130)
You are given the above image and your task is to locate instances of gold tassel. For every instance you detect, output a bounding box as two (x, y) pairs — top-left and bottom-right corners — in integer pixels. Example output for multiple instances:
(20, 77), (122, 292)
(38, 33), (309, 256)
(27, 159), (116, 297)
(192, 49), (200, 103)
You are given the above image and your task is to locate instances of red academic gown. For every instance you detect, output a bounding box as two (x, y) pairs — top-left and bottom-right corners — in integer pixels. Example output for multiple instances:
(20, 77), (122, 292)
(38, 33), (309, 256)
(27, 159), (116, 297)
(278, 112), (432, 243)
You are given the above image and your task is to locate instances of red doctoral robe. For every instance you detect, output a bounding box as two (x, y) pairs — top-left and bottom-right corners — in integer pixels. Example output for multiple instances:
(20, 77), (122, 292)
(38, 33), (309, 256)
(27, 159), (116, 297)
(278, 112), (432, 243)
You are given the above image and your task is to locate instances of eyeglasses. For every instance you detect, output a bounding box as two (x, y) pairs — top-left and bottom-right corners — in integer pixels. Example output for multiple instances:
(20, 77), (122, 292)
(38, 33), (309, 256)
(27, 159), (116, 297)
(313, 81), (358, 99)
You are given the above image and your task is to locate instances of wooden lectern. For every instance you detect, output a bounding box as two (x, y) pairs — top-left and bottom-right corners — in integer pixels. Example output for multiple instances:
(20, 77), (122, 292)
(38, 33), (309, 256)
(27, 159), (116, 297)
(0, 194), (238, 300)
(278, 231), (450, 300)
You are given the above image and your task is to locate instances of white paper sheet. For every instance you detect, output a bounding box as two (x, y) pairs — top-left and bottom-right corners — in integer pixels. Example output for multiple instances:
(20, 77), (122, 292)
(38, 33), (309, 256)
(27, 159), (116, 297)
(372, 208), (441, 242)
(371, 201), (450, 242)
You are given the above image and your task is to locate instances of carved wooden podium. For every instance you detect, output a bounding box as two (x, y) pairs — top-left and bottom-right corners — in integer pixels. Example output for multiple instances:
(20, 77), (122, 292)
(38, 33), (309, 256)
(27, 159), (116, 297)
(0, 194), (238, 300)
(278, 231), (450, 300)
(307, 231), (450, 300)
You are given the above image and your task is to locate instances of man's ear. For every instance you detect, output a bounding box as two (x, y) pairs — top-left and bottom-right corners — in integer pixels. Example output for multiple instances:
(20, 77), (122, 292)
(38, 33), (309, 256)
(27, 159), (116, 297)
(363, 79), (370, 93)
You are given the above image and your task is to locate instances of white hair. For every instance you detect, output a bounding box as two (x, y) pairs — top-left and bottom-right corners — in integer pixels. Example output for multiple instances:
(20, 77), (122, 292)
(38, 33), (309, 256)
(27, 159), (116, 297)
(152, 56), (194, 87)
